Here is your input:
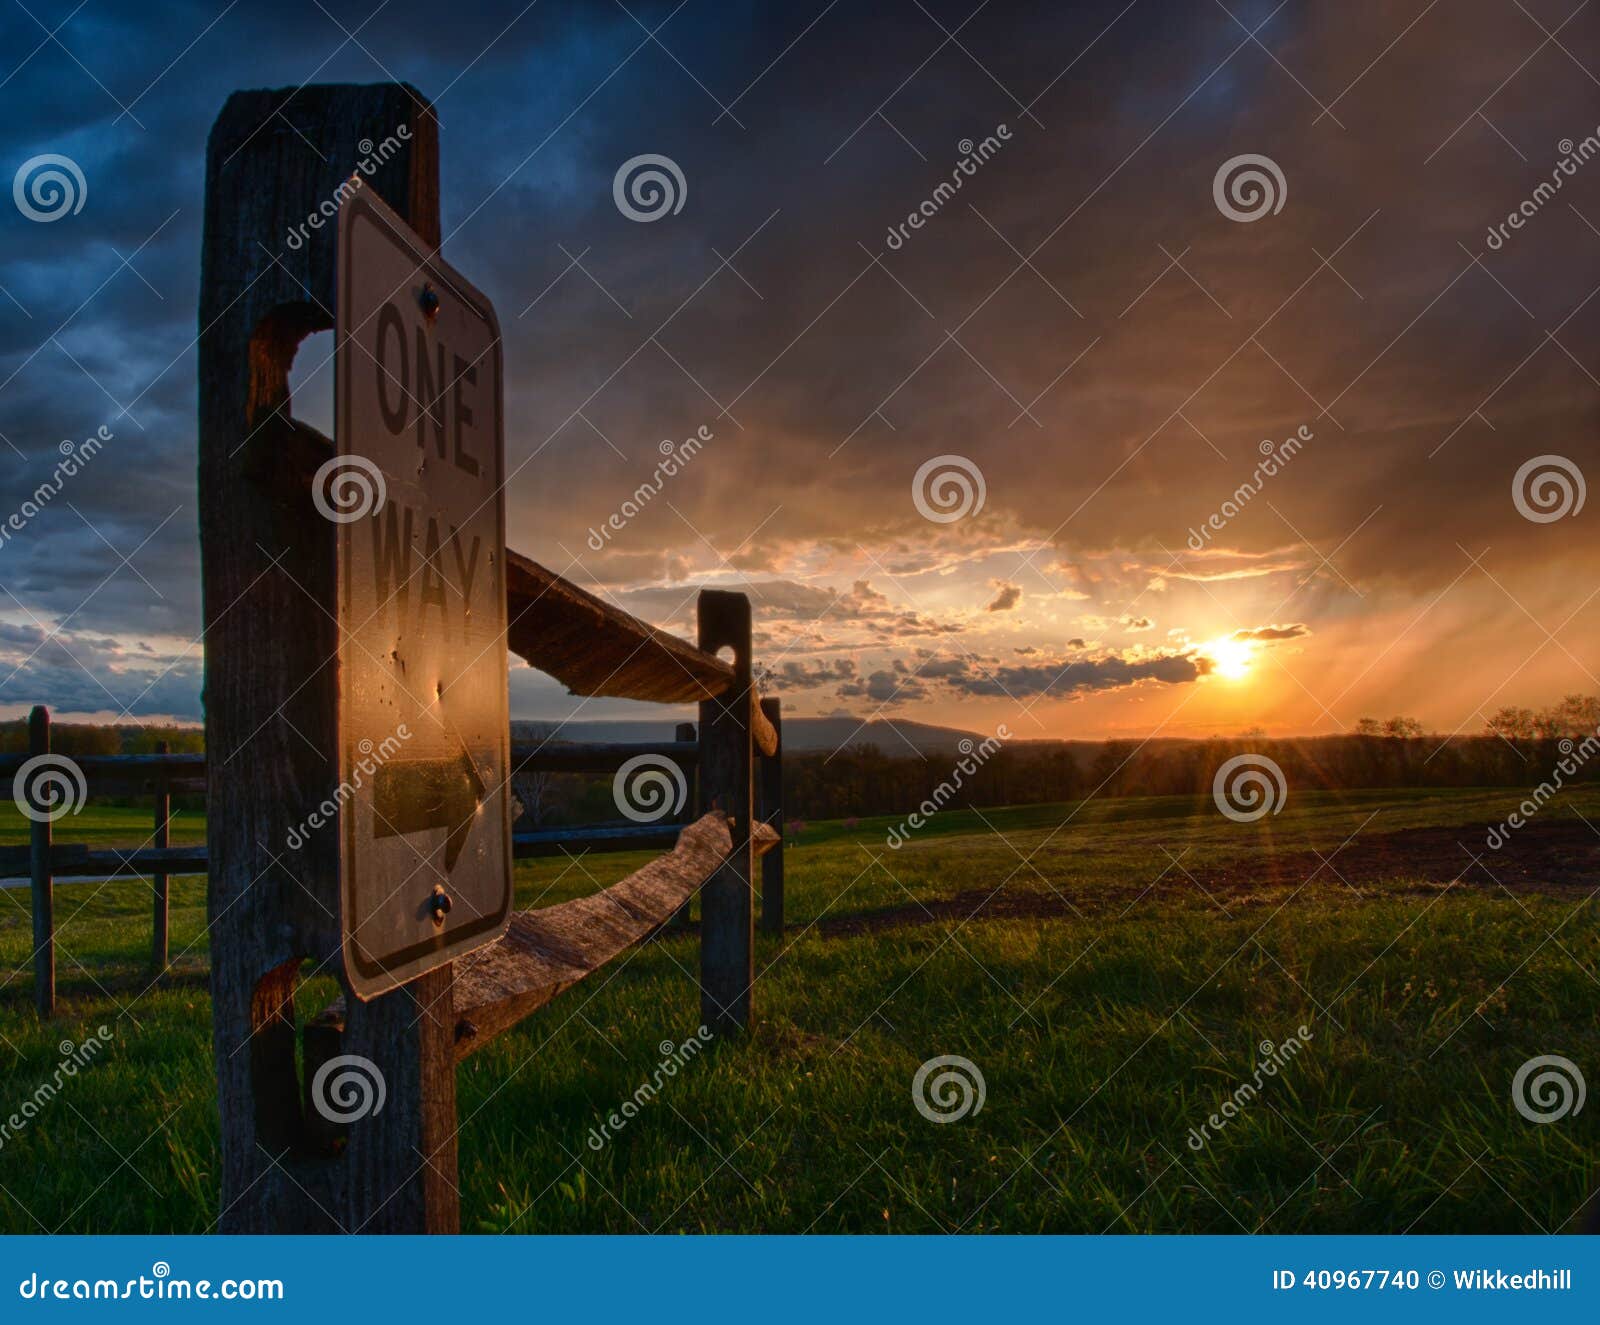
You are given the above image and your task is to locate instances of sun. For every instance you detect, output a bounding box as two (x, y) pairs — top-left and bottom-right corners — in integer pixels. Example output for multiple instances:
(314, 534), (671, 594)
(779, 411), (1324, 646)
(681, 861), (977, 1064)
(1204, 636), (1255, 680)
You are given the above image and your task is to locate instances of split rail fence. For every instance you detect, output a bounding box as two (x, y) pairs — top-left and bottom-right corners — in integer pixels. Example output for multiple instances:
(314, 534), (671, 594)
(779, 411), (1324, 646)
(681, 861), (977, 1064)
(2, 80), (789, 1235)
(1, 690), (784, 1023)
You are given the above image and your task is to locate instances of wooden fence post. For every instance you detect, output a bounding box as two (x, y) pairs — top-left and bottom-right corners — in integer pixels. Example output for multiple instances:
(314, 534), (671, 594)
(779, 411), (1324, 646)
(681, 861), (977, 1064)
(28, 704), (54, 1019)
(200, 83), (457, 1233)
(151, 740), (169, 974)
(758, 697), (783, 934)
(697, 591), (754, 1035)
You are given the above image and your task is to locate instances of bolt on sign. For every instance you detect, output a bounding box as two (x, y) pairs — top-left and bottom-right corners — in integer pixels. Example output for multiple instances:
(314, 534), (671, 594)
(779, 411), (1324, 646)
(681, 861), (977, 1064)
(334, 187), (511, 999)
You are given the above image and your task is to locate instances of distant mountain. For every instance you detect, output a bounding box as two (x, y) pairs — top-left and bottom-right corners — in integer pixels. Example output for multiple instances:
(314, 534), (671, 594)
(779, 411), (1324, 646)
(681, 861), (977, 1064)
(514, 715), (986, 756)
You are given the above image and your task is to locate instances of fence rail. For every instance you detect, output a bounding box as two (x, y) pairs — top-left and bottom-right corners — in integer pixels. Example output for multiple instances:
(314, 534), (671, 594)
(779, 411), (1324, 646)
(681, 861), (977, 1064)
(7, 708), (783, 970)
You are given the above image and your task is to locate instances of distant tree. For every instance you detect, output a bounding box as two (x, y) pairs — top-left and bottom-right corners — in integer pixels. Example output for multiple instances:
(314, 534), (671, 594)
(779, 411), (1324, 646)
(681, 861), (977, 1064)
(510, 723), (558, 827)
(1355, 717), (1384, 737)
(1486, 707), (1536, 741)
(1383, 717), (1424, 739)
(1550, 694), (1600, 738)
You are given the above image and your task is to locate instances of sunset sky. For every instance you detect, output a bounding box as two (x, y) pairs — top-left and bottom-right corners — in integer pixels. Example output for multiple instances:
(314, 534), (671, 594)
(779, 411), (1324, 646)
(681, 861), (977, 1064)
(1, 0), (1596, 740)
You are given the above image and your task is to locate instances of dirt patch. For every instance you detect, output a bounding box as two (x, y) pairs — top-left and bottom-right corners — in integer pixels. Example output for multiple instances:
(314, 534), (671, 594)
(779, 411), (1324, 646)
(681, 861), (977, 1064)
(1187, 818), (1600, 895)
(813, 818), (1600, 938)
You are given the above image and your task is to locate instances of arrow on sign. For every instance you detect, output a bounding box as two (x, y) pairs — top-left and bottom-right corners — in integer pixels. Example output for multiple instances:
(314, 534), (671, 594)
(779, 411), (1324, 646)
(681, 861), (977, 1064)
(372, 751), (486, 871)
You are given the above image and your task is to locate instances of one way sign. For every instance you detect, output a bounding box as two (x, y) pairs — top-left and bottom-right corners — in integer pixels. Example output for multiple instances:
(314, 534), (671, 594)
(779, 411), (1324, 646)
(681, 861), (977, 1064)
(334, 189), (511, 1000)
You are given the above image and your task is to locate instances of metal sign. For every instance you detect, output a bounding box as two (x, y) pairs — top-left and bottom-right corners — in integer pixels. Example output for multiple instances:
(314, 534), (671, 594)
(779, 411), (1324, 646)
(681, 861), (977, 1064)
(334, 188), (511, 999)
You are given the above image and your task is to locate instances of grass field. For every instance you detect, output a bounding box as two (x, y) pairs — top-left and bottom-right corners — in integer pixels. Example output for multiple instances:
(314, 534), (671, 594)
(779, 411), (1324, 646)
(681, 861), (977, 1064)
(1, 785), (1597, 1234)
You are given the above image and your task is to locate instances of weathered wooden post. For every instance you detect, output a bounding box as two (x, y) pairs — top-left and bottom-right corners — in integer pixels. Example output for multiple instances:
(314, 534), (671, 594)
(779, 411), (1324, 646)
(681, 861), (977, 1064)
(758, 697), (783, 934)
(150, 740), (169, 974)
(200, 83), (457, 1233)
(697, 591), (754, 1034)
(28, 704), (54, 1019)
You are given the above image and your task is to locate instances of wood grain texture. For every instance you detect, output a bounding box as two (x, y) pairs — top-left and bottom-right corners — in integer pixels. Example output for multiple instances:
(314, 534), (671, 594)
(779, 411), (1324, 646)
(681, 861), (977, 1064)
(314, 813), (778, 1060)
(201, 82), (456, 1234)
(750, 693), (778, 758)
(451, 812), (776, 1057)
(504, 549), (736, 704)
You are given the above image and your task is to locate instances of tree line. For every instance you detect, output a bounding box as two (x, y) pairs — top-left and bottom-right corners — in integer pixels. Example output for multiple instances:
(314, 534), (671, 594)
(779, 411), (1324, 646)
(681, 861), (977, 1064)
(778, 695), (1600, 821)
(6, 695), (1596, 827)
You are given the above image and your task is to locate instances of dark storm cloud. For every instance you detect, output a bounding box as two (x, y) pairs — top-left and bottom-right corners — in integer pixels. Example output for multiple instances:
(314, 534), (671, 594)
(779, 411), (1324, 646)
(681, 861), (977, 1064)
(614, 576), (964, 638)
(838, 668), (926, 705)
(985, 580), (1021, 612)
(0, 619), (200, 717)
(766, 657), (859, 691)
(945, 650), (1210, 699)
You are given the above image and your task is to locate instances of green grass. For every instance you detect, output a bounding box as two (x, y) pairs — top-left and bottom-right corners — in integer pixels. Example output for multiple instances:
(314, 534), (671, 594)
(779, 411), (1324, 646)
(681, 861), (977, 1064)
(1, 786), (1596, 1233)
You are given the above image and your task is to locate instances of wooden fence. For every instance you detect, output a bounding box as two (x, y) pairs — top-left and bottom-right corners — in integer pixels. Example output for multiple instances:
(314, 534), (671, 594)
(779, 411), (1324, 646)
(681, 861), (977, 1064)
(1, 704), (784, 1015)
(2, 79), (787, 1234)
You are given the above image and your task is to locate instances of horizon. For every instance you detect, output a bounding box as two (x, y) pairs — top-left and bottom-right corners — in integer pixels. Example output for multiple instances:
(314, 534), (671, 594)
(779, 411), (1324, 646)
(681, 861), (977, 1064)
(4, 704), (1587, 749)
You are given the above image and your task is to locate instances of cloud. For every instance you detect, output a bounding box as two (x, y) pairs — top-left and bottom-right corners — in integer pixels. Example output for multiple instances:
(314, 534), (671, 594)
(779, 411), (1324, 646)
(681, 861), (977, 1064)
(838, 669), (926, 705)
(1233, 623), (1310, 642)
(985, 581), (1022, 612)
(767, 658), (859, 690)
(0, 621), (201, 720)
(1121, 615), (1154, 632)
(944, 651), (1210, 699)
